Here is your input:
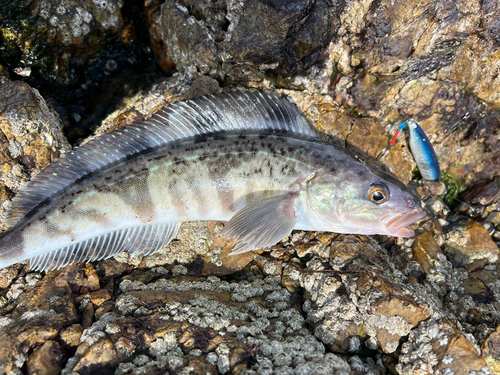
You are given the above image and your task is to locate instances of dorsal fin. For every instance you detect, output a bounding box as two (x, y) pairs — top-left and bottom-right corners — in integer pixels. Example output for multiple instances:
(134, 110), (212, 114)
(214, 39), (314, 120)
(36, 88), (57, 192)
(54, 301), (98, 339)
(4, 90), (316, 228)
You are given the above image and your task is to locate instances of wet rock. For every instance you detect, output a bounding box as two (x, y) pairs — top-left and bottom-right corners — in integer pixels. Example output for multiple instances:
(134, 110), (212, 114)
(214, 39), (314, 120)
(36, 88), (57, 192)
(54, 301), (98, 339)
(0, 81), (71, 224)
(412, 231), (443, 275)
(0, 263), (23, 288)
(156, 0), (333, 79)
(62, 272), (353, 374)
(445, 219), (499, 267)
(324, 0), (500, 188)
(0, 273), (78, 373)
(397, 320), (488, 375)
(463, 180), (500, 206)
(81, 301), (94, 329)
(303, 235), (431, 354)
(1, 0), (124, 83)
(36, 0), (123, 46)
(159, 1), (219, 76)
(26, 340), (65, 375)
(60, 324), (83, 349)
(222, 0), (332, 74)
(419, 180), (448, 197)
(482, 325), (500, 374)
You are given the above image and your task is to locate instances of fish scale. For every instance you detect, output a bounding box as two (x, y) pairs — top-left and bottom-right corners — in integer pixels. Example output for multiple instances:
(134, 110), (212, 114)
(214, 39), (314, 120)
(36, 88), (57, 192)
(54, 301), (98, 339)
(0, 91), (426, 270)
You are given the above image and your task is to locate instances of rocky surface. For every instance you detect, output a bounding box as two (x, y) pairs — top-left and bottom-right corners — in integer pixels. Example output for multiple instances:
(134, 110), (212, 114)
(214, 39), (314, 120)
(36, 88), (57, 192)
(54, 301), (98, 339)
(2, 0), (500, 374)
(0, 81), (71, 226)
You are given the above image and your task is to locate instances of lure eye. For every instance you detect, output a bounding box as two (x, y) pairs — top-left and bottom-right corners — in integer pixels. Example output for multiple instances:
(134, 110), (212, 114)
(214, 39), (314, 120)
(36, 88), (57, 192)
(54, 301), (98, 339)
(369, 183), (390, 204)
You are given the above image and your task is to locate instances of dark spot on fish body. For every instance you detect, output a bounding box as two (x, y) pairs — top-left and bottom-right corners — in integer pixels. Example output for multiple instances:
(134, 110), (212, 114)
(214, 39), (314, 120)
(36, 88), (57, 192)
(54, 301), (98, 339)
(213, 134), (226, 141)
(194, 135), (206, 143)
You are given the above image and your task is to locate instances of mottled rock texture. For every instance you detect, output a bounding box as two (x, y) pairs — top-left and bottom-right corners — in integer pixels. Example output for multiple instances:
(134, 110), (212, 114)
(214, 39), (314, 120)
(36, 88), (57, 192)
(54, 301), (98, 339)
(0, 81), (71, 228)
(1, 0), (500, 374)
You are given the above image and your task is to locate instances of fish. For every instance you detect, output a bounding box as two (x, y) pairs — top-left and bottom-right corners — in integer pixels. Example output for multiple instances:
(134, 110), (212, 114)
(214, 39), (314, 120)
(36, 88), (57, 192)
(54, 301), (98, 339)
(0, 91), (426, 271)
(383, 120), (441, 181)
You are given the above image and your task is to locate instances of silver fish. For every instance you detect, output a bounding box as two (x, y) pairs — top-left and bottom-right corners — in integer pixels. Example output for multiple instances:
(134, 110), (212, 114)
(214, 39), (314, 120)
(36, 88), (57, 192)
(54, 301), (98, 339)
(0, 91), (426, 271)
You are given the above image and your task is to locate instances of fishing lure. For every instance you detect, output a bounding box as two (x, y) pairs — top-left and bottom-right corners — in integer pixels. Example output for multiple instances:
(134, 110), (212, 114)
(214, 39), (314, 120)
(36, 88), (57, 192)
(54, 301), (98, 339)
(383, 119), (440, 181)
(0, 91), (426, 271)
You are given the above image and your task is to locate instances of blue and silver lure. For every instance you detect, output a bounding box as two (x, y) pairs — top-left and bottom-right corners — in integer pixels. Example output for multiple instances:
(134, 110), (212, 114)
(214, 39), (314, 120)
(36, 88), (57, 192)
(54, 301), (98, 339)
(384, 119), (440, 181)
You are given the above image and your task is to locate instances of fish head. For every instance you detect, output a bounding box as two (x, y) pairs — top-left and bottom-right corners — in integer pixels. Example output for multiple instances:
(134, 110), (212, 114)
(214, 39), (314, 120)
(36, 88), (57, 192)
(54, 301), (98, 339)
(305, 165), (427, 237)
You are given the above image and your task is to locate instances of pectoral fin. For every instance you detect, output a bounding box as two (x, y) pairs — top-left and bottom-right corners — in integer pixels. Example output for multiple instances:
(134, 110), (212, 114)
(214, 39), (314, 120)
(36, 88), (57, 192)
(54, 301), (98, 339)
(222, 193), (297, 255)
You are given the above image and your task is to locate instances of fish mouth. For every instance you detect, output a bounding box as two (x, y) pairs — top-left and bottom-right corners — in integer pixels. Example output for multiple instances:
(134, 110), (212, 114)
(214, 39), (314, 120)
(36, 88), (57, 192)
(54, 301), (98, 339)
(385, 209), (428, 237)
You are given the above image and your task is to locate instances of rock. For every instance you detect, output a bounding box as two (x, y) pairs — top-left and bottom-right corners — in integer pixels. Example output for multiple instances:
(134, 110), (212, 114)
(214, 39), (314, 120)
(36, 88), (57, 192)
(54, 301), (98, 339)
(159, 0), (219, 76)
(482, 325), (500, 374)
(412, 232), (443, 275)
(0, 263), (23, 288)
(0, 81), (71, 225)
(61, 272), (353, 374)
(60, 324), (83, 349)
(397, 320), (488, 375)
(445, 219), (499, 267)
(89, 289), (112, 307)
(26, 340), (64, 375)
(0, 273), (78, 373)
(1, 0), (124, 83)
(35, 0), (123, 47)
(303, 235), (431, 354)
(71, 339), (119, 374)
(156, 0), (333, 78)
(420, 180), (448, 197)
(324, 0), (500, 188)
(463, 180), (500, 206)
(81, 301), (94, 329)
(222, 0), (332, 74)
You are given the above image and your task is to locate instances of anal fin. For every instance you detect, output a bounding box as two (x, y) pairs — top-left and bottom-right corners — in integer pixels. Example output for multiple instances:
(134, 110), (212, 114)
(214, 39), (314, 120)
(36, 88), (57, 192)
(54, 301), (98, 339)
(29, 222), (181, 271)
(222, 193), (297, 255)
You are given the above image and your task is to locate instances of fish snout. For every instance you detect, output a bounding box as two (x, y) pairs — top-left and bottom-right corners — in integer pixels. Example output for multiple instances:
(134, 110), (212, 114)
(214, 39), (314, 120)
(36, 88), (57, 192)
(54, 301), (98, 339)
(386, 203), (427, 238)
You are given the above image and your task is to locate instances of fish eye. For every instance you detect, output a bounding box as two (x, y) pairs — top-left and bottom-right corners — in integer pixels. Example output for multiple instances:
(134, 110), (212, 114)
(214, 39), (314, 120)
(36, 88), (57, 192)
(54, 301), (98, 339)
(368, 183), (390, 204)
